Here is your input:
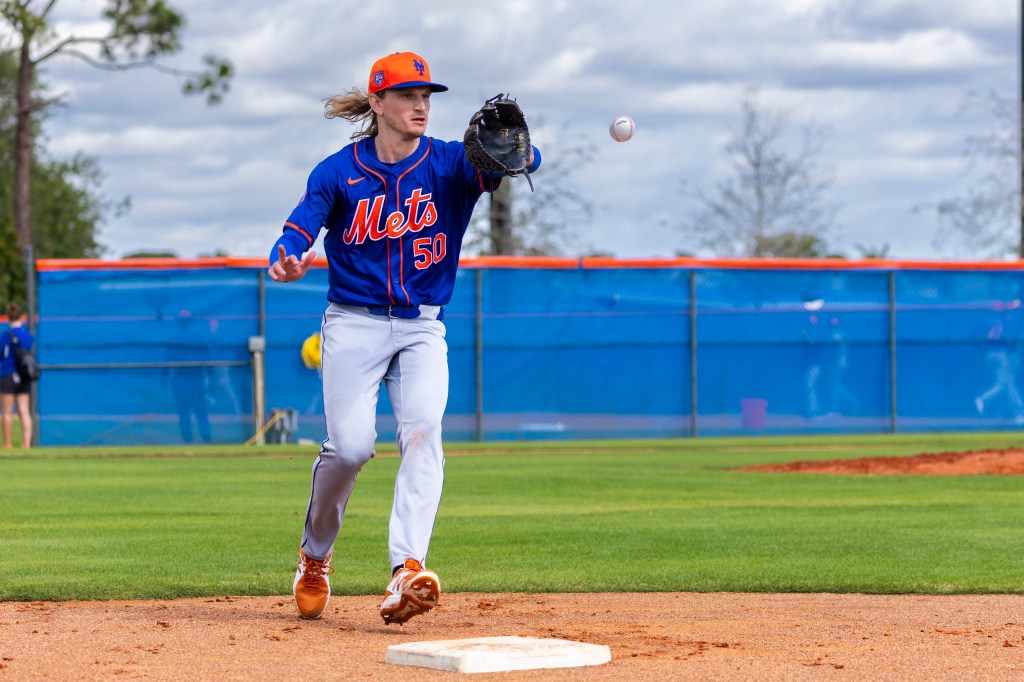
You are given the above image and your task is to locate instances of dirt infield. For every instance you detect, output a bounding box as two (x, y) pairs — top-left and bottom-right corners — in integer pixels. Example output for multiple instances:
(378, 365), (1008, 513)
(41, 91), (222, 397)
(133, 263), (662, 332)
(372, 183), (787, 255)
(739, 447), (1024, 476)
(3, 450), (1022, 681)
(1, 592), (1023, 681)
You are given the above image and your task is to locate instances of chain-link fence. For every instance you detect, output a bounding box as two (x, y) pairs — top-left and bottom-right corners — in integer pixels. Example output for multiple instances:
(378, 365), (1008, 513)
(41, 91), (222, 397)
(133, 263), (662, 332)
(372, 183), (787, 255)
(19, 258), (1024, 446)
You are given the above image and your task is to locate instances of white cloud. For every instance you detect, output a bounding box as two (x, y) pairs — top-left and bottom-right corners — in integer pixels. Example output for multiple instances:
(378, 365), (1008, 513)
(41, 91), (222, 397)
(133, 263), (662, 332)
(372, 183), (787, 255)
(816, 29), (994, 71)
(649, 83), (744, 115)
(523, 47), (601, 92)
(878, 130), (943, 155)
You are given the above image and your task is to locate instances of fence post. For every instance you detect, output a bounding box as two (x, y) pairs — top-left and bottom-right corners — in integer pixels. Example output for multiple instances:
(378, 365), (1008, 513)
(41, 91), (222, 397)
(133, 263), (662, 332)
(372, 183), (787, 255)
(689, 269), (698, 438)
(889, 270), (898, 433)
(257, 268), (266, 338)
(24, 245), (39, 446)
(250, 270), (268, 444)
(475, 267), (484, 442)
(249, 335), (267, 445)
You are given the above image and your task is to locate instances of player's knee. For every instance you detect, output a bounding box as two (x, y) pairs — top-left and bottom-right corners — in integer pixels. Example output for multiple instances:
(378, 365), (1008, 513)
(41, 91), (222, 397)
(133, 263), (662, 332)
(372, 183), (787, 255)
(322, 432), (376, 470)
(319, 449), (373, 476)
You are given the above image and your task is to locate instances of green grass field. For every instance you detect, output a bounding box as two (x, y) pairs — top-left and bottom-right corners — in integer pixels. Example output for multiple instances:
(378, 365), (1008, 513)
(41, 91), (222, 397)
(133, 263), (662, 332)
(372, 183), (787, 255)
(2, 432), (1023, 601)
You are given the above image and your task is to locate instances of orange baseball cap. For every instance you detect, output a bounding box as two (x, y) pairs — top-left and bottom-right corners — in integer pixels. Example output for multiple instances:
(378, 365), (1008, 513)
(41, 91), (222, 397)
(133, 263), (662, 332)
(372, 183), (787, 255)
(368, 52), (448, 94)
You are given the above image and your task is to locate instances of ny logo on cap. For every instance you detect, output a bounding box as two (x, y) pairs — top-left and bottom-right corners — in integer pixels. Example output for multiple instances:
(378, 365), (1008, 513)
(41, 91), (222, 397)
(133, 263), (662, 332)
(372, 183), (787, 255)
(373, 70), (385, 87)
(413, 59), (425, 76)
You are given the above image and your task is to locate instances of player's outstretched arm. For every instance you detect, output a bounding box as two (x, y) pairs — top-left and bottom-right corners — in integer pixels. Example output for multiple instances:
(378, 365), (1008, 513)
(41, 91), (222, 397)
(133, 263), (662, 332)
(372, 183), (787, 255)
(269, 244), (316, 283)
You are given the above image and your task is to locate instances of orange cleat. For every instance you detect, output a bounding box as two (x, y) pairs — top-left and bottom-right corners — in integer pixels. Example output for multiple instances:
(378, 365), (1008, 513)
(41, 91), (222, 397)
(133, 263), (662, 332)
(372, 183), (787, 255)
(379, 558), (441, 625)
(293, 549), (334, 619)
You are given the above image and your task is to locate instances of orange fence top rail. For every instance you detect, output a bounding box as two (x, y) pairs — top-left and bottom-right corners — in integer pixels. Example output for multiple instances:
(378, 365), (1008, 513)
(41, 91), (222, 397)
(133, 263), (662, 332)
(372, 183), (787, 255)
(33, 255), (1024, 272)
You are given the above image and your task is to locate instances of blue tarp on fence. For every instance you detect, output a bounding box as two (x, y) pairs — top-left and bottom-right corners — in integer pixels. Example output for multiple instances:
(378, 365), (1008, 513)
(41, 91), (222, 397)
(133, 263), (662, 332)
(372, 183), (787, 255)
(19, 261), (1024, 445)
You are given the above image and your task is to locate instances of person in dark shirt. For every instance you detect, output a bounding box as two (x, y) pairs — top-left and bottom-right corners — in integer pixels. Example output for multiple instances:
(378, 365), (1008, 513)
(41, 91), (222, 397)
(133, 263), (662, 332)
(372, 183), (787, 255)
(1, 302), (35, 448)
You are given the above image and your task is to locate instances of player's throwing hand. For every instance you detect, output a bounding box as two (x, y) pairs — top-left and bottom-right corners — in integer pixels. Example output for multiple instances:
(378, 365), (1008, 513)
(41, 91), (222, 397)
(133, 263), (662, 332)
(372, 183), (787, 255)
(268, 244), (316, 282)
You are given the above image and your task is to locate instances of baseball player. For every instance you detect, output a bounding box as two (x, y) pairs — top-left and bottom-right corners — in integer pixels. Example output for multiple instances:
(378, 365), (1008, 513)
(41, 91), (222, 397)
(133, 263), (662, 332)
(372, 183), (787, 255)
(268, 51), (541, 624)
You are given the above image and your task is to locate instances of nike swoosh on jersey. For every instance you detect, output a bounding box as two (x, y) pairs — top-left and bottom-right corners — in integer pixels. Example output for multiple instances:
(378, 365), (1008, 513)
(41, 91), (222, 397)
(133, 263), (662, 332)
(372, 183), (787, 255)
(347, 176), (366, 185)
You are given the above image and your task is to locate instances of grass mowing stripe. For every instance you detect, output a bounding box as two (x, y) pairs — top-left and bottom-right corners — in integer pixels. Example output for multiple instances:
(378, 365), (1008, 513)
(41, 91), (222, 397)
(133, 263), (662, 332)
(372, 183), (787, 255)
(6, 429), (1024, 460)
(1, 434), (1022, 599)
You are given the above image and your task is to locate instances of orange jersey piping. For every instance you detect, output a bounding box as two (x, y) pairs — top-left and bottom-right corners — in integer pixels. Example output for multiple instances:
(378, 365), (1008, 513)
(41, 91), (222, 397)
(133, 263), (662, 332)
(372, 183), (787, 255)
(354, 140), (396, 304)
(392, 139), (433, 306)
(284, 222), (314, 245)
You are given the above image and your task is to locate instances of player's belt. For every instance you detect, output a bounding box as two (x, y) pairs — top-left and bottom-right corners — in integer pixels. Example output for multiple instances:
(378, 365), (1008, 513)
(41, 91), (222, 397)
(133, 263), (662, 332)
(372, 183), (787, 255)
(366, 304), (444, 321)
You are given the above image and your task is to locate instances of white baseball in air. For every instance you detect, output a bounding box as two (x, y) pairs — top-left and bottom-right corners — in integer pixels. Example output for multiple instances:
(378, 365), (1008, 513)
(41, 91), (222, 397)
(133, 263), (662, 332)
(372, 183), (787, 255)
(609, 115), (635, 142)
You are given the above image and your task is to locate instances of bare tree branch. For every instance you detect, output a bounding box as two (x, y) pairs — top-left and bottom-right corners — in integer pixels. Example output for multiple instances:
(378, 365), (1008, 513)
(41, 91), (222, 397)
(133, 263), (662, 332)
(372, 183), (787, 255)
(35, 35), (104, 64)
(38, 0), (58, 22)
(923, 90), (1020, 259)
(679, 88), (840, 257)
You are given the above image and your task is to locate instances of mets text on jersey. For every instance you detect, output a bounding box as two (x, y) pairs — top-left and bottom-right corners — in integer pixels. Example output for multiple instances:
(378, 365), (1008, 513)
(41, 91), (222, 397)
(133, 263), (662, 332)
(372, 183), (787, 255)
(344, 189), (437, 245)
(343, 188), (444, 270)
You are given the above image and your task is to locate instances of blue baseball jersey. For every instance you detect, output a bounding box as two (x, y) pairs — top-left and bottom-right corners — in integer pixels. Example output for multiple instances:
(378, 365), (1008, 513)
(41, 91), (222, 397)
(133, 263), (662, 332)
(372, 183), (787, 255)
(272, 135), (540, 307)
(1, 326), (33, 378)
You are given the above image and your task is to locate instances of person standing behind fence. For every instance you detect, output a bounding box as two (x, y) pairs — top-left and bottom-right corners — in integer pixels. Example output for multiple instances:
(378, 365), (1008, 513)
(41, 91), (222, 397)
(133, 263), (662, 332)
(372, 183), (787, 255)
(267, 51), (541, 625)
(164, 309), (214, 444)
(1, 302), (35, 448)
(974, 312), (1024, 424)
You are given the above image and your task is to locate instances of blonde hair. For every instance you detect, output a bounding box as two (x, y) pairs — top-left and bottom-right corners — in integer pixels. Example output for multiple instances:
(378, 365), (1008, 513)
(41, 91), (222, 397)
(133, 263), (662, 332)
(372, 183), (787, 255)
(324, 87), (386, 140)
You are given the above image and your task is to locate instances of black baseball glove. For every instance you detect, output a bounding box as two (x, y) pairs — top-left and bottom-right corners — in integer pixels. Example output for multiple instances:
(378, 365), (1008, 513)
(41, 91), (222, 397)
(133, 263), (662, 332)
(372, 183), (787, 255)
(464, 93), (534, 191)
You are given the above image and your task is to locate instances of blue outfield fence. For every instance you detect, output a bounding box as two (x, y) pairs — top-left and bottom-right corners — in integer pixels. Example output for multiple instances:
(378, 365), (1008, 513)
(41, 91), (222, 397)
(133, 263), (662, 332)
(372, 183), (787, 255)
(17, 257), (1024, 446)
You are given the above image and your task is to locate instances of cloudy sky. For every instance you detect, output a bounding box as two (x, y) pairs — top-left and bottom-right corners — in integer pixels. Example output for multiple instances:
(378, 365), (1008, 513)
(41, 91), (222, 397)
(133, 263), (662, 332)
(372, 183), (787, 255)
(31, 0), (1021, 260)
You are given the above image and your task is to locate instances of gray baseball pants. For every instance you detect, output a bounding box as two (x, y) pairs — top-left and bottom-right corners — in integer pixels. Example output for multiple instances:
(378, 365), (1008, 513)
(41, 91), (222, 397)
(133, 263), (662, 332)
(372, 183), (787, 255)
(299, 303), (447, 570)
